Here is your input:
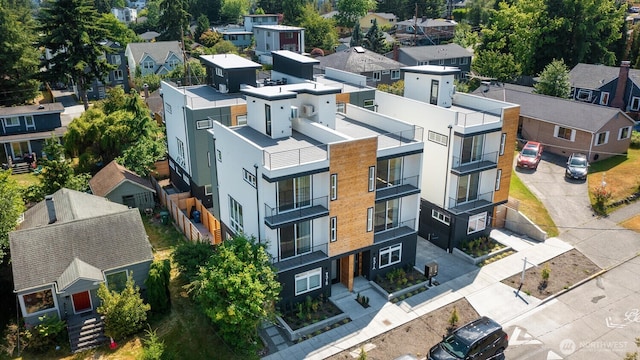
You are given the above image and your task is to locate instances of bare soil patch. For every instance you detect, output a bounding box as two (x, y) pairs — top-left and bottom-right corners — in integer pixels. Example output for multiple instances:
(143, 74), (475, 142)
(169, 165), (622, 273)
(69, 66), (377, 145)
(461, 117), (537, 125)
(326, 298), (479, 360)
(501, 249), (601, 299)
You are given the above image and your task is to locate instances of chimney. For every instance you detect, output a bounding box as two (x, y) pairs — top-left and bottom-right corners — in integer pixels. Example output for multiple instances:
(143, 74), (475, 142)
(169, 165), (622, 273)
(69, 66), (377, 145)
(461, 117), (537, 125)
(45, 195), (57, 224)
(393, 43), (399, 61)
(611, 61), (631, 109)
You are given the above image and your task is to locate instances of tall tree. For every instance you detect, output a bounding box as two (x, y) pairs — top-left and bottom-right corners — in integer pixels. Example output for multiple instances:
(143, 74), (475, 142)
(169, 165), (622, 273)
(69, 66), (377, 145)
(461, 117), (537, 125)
(100, 13), (142, 46)
(0, 1), (40, 106)
(257, 0), (282, 16)
(0, 169), (25, 263)
(472, 49), (520, 82)
(220, 0), (250, 24)
(452, 22), (479, 50)
(350, 22), (364, 47)
(158, 0), (189, 40)
(191, 235), (281, 349)
(281, 0), (305, 24)
(422, 0), (446, 18)
(195, 14), (210, 41)
(534, 59), (571, 98)
(364, 18), (387, 54)
(38, 0), (115, 110)
(335, 0), (376, 28)
(39, 137), (91, 197)
(299, 3), (338, 51)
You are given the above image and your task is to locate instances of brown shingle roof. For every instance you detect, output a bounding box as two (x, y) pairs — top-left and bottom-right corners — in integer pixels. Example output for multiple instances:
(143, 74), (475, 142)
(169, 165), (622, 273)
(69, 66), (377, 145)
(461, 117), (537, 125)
(89, 160), (155, 197)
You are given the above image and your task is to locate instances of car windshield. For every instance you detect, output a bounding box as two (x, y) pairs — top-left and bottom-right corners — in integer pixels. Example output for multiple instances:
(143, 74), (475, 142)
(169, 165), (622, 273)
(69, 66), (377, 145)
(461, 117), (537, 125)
(570, 157), (587, 167)
(441, 335), (469, 358)
(521, 148), (537, 157)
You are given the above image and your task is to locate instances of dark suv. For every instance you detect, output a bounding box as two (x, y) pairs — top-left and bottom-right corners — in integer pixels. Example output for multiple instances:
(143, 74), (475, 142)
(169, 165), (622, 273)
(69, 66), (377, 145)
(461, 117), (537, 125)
(428, 316), (508, 360)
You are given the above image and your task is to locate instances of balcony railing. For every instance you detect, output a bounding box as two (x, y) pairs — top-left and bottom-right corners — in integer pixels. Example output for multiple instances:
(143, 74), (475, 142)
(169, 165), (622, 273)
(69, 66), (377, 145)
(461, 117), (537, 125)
(376, 175), (420, 201)
(451, 151), (498, 175)
(373, 218), (416, 244)
(376, 126), (424, 150)
(455, 109), (502, 128)
(272, 242), (329, 271)
(264, 196), (329, 228)
(263, 144), (328, 170)
(448, 191), (493, 214)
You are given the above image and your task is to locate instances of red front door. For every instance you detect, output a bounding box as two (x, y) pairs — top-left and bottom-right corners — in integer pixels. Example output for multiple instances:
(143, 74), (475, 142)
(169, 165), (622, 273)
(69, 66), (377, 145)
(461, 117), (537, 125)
(72, 291), (92, 313)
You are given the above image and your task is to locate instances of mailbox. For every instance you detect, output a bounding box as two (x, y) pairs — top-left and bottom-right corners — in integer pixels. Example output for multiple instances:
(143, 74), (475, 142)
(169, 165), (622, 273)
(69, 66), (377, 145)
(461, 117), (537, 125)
(426, 262), (439, 279)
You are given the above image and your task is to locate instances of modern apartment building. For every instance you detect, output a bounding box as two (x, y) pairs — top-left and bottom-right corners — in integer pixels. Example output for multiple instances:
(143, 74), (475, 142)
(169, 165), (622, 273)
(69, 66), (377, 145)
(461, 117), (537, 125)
(208, 81), (424, 305)
(375, 65), (519, 251)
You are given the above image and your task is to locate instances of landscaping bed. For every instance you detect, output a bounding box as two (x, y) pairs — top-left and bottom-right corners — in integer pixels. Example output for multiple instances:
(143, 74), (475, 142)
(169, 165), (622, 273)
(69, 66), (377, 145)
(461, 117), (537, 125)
(501, 249), (601, 299)
(374, 267), (428, 293)
(453, 236), (512, 266)
(278, 296), (350, 342)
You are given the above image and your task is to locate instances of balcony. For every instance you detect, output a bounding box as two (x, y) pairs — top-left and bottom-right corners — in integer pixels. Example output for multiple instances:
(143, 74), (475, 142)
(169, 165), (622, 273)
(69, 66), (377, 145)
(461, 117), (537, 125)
(373, 219), (417, 244)
(264, 196), (329, 228)
(376, 175), (420, 201)
(454, 108), (502, 128)
(263, 144), (328, 170)
(376, 126), (424, 151)
(272, 243), (329, 272)
(451, 151), (498, 176)
(448, 191), (493, 214)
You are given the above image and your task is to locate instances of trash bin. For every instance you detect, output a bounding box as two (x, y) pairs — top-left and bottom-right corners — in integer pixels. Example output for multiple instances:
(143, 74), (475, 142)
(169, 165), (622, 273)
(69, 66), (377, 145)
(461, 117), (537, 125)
(160, 210), (170, 225)
(192, 210), (201, 223)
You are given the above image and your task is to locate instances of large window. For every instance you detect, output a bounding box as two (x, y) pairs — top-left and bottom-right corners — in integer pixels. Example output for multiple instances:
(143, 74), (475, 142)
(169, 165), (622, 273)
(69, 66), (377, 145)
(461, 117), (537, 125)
(280, 221), (311, 259)
(22, 289), (55, 314)
(295, 268), (321, 295)
(111, 55), (121, 65)
(456, 173), (479, 204)
(106, 270), (128, 292)
(595, 131), (609, 146)
(576, 89), (592, 101)
(265, 104), (272, 136)
(468, 212), (487, 234)
(460, 135), (484, 164)
(374, 198), (399, 232)
(554, 126), (575, 141)
(430, 80), (439, 105)
(229, 196), (243, 232)
(379, 243), (402, 268)
(376, 157), (402, 189)
(277, 175), (311, 212)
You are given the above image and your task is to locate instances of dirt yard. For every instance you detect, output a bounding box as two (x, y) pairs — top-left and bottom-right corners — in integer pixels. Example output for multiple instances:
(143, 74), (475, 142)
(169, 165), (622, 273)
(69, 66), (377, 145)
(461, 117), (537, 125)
(501, 249), (601, 299)
(326, 299), (479, 360)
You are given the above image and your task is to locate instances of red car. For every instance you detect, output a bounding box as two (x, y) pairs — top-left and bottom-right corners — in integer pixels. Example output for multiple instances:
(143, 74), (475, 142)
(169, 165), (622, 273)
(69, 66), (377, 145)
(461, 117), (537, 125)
(516, 141), (543, 169)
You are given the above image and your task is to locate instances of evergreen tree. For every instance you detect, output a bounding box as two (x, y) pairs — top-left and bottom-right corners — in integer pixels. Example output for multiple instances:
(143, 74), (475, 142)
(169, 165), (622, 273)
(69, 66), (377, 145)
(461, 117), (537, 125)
(195, 14), (210, 42)
(534, 59), (571, 98)
(0, 169), (25, 263)
(97, 276), (151, 340)
(158, 0), (189, 40)
(364, 19), (387, 54)
(145, 259), (171, 314)
(350, 22), (364, 47)
(39, 137), (91, 197)
(0, 1), (40, 106)
(38, 0), (116, 110)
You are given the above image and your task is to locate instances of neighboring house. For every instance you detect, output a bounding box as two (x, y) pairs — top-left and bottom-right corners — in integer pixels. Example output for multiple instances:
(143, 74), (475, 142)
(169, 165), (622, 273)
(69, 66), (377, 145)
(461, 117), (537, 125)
(568, 61), (640, 116)
(214, 25), (253, 49)
(0, 103), (64, 164)
(359, 12), (397, 31)
(253, 25), (305, 64)
(85, 40), (130, 100)
(89, 160), (156, 209)
(125, 41), (183, 78)
(111, 7), (137, 23)
(478, 85), (635, 162)
(128, 0), (146, 9)
(396, 17), (456, 45)
(389, 44), (472, 78)
(243, 14), (279, 32)
(9, 188), (154, 350)
(138, 31), (160, 42)
(208, 74), (424, 306)
(374, 65), (520, 251)
(162, 54), (262, 208)
(314, 46), (404, 86)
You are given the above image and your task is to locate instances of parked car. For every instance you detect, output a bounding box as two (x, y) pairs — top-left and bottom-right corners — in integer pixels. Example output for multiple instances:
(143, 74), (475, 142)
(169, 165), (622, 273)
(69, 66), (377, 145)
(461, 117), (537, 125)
(565, 153), (589, 180)
(428, 316), (508, 360)
(516, 141), (544, 170)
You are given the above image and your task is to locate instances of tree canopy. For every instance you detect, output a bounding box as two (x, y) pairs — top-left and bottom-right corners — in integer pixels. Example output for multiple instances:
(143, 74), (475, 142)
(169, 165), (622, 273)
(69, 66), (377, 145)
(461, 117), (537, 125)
(298, 4), (338, 52)
(158, 0), (190, 40)
(0, 1), (40, 106)
(364, 18), (388, 54)
(0, 169), (25, 263)
(335, 0), (376, 28)
(38, 0), (116, 110)
(534, 59), (571, 98)
(190, 235), (281, 349)
(38, 137), (91, 198)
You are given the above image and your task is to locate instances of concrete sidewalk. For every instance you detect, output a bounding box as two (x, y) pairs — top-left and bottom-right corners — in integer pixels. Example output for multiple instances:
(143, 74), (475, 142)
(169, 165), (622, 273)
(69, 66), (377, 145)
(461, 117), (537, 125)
(261, 230), (574, 360)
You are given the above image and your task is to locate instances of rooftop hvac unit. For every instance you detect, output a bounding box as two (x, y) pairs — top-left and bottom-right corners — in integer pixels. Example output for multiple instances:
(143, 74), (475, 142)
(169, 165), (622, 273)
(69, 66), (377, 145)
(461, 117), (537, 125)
(302, 104), (315, 116)
(219, 84), (228, 93)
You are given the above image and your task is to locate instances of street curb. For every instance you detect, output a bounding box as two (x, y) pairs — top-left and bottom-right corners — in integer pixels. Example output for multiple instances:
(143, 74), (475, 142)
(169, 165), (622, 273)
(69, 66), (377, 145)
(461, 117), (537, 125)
(537, 252), (640, 307)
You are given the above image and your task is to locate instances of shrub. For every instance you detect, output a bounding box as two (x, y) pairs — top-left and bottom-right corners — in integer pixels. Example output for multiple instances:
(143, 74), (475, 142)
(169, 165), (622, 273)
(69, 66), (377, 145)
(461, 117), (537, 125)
(139, 327), (165, 360)
(449, 307), (459, 328)
(145, 259), (171, 314)
(592, 183), (612, 215)
(172, 241), (214, 282)
(23, 315), (66, 353)
(630, 130), (640, 149)
(97, 276), (150, 340)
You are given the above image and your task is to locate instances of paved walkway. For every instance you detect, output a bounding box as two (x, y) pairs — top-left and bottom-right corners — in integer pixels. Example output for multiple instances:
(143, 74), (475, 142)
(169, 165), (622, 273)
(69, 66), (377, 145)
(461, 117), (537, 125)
(261, 229), (574, 360)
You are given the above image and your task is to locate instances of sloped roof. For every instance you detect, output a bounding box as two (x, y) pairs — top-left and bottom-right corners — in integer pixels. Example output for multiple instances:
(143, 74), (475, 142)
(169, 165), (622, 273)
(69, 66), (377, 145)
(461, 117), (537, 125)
(10, 189), (153, 292)
(89, 160), (155, 198)
(568, 63), (640, 90)
(57, 257), (104, 291)
(398, 43), (472, 61)
(0, 103), (64, 116)
(397, 17), (456, 28)
(138, 31), (160, 41)
(315, 47), (404, 73)
(126, 41), (182, 64)
(477, 86), (633, 133)
(365, 12), (397, 20)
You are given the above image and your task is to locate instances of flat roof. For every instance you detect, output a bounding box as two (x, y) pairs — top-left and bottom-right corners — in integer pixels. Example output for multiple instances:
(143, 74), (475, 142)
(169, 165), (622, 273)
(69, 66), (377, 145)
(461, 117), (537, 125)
(242, 82), (341, 101)
(273, 50), (320, 64)
(199, 54), (261, 70)
(0, 103), (64, 116)
(402, 65), (460, 75)
(178, 85), (247, 109)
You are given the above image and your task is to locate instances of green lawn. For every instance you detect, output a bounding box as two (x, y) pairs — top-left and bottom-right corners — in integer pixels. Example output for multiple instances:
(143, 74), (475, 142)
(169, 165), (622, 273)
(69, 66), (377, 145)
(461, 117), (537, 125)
(509, 172), (559, 238)
(587, 148), (640, 210)
(9, 172), (40, 188)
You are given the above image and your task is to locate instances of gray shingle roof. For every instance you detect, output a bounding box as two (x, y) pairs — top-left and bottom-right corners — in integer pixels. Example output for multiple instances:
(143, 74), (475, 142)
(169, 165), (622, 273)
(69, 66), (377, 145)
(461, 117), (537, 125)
(0, 103), (64, 116)
(568, 63), (640, 90)
(478, 87), (631, 133)
(397, 17), (456, 28)
(315, 47), (404, 73)
(398, 43), (472, 62)
(57, 258), (103, 291)
(126, 41), (182, 64)
(10, 190), (153, 291)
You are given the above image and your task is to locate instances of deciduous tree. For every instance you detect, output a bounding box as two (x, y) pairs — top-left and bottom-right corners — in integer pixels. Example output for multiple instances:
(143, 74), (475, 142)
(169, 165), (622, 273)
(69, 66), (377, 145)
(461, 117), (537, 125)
(299, 4), (338, 52)
(472, 49), (520, 82)
(534, 59), (571, 98)
(190, 235), (281, 349)
(0, 169), (25, 263)
(335, 0), (376, 28)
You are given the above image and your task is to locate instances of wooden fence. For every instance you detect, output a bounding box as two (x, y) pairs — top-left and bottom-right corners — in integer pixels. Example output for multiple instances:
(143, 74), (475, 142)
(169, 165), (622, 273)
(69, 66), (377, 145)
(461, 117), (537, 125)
(150, 177), (222, 245)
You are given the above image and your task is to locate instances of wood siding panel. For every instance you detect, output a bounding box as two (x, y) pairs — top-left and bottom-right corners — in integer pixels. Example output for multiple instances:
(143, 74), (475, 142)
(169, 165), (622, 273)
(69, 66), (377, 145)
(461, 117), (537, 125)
(335, 93), (350, 107)
(230, 104), (248, 126)
(328, 138), (377, 257)
(494, 106), (519, 204)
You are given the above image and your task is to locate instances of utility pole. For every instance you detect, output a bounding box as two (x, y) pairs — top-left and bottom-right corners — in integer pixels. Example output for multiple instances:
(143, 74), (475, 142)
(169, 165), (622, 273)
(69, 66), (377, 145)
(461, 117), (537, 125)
(413, 3), (418, 46)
